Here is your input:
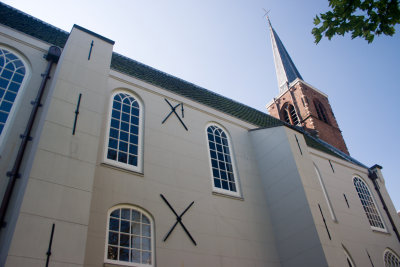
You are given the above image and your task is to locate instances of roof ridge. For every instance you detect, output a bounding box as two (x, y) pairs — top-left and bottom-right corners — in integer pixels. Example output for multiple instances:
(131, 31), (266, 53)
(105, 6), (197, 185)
(111, 52), (270, 117)
(0, 2), (69, 35)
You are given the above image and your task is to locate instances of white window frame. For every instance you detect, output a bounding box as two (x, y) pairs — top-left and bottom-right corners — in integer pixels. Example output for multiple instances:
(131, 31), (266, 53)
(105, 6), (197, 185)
(104, 204), (155, 267)
(0, 46), (30, 154)
(383, 248), (400, 267)
(205, 122), (241, 198)
(103, 90), (144, 173)
(353, 176), (386, 232)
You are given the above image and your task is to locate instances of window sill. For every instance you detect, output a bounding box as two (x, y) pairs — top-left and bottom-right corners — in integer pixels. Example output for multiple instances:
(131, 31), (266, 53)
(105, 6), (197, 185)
(212, 191), (244, 201)
(372, 227), (389, 235)
(100, 162), (144, 177)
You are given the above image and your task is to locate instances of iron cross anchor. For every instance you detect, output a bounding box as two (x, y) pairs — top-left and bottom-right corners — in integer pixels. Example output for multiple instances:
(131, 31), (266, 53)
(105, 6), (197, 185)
(160, 194), (197, 246)
(161, 98), (188, 131)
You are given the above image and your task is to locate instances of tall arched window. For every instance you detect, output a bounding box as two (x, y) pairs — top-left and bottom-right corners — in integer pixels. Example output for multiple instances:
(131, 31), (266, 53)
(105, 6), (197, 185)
(384, 248), (400, 267)
(281, 103), (299, 125)
(105, 91), (143, 172)
(0, 47), (28, 143)
(206, 124), (240, 197)
(353, 177), (385, 230)
(314, 99), (329, 124)
(105, 205), (154, 266)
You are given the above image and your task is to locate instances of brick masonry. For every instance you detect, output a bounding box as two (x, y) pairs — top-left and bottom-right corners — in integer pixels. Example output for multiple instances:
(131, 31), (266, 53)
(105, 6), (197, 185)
(268, 80), (349, 155)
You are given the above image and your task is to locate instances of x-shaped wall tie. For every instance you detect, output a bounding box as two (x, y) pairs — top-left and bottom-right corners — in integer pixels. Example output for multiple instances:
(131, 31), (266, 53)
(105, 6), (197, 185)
(161, 99), (188, 131)
(160, 194), (197, 246)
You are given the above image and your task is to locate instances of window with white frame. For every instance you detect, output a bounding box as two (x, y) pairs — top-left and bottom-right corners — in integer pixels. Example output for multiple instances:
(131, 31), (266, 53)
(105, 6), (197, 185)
(106, 205), (154, 266)
(105, 92), (143, 172)
(353, 176), (385, 230)
(206, 124), (240, 196)
(384, 248), (400, 267)
(0, 47), (28, 142)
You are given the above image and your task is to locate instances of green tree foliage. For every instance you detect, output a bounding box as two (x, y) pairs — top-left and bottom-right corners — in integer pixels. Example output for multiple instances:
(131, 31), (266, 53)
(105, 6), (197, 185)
(312, 0), (400, 43)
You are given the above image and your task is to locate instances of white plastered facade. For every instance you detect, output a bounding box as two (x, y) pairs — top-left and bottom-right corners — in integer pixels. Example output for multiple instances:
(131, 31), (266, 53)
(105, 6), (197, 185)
(0, 16), (399, 267)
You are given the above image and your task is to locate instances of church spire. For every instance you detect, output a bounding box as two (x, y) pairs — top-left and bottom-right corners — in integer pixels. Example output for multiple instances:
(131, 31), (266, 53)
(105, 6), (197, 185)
(267, 17), (303, 93)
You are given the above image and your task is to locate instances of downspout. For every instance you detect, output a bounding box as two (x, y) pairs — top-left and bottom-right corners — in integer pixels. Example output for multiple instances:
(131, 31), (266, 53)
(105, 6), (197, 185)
(368, 167), (400, 242)
(0, 46), (61, 230)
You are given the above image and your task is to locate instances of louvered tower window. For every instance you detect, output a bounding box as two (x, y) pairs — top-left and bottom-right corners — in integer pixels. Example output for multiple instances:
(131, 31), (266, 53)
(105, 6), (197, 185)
(314, 100), (329, 124)
(353, 177), (385, 230)
(281, 103), (299, 125)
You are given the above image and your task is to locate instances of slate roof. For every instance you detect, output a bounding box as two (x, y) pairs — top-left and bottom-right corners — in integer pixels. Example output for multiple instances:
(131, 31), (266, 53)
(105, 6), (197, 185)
(0, 2), (366, 167)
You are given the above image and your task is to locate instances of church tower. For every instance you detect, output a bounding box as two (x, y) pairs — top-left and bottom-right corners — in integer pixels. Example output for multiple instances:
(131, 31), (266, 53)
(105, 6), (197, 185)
(265, 18), (349, 155)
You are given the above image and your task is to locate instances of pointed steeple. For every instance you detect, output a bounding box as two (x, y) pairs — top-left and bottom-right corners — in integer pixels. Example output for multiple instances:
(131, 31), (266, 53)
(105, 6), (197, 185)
(267, 17), (303, 93)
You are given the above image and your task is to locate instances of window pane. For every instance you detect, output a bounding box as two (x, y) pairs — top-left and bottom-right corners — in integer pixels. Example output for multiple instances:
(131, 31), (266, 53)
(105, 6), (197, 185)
(142, 224), (151, 237)
(107, 246), (118, 260)
(109, 218), (119, 231)
(131, 249), (140, 263)
(110, 209), (120, 218)
(132, 236), (140, 249)
(131, 222), (140, 235)
(118, 152), (127, 163)
(107, 149), (117, 160)
(120, 220), (129, 233)
(142, 252), (151, 264)
(108, 232), (118, 245)
(120, 234), (129, 247)
(132, 210), (140, 222)
(142, 215), (150, 224)
(119, 248), (129, 262)
(128, 155), (137, 166)
(142, 237), (151, 250)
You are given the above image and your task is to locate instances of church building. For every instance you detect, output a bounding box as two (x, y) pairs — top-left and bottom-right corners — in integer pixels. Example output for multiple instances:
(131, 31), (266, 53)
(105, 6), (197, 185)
(0, 3), (399, 267)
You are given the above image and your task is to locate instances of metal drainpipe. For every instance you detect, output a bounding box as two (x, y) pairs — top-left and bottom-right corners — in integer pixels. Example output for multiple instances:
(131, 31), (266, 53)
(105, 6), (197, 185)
(368, 168), (400, 242)
(0, 46), (61, 230)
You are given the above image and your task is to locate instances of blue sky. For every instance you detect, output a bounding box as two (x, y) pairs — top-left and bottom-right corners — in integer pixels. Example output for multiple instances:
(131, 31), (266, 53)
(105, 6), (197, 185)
(4, 0), (399, 211)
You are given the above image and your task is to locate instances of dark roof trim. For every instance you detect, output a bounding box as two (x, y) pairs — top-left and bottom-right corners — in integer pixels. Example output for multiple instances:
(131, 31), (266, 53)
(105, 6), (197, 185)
(73, 24), (115, 45)
(0, 2), (366, 168)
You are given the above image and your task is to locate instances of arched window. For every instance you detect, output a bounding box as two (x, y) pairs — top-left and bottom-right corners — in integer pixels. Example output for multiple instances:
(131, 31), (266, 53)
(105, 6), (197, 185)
(384, 248), (400, 267)
(0, 47), (28, 143)
(353, 177), (385, 230)
(206, 124), (240, 196)
(343, 245), (356, 267)
(105, 205), (154, 266)
(314, 99), (329, 124)
(314, 163), (337, 221)
(105, 91), (143, 172)
(281, 103), (299, 125)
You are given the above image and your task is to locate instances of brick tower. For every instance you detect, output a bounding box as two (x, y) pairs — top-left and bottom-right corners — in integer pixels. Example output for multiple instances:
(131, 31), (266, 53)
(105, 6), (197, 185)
(265, 18), (349, 155)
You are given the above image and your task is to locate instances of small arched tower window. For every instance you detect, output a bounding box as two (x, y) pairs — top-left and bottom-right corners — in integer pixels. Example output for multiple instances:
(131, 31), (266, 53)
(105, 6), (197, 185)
(105, 205), (154, 266)
(281, 103), (299, 125)
(314, 99), (329, 124)
(353, 177), (385, 230)
(384, 248), (400, 267)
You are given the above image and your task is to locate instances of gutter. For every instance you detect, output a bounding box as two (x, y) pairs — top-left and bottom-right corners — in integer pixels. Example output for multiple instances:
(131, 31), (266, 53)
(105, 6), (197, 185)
(368, 166), (400, 242)
(0, 45), (61, 230)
